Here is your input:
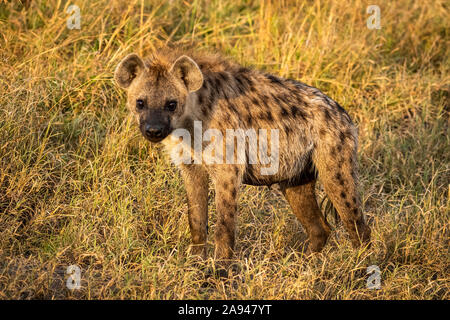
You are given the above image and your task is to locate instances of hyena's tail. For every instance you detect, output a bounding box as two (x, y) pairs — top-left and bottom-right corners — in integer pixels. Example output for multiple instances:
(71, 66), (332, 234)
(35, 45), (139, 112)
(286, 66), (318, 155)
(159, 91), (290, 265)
(311, 119), (371, 247)
(320, 194), (340, 226)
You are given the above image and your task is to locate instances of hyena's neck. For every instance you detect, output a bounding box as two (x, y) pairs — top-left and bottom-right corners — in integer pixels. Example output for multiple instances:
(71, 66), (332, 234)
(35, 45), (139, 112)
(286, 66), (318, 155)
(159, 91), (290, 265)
(175, 90), (213, 136)
(175, 66), (256, 136)
(176, 73), (220, 134)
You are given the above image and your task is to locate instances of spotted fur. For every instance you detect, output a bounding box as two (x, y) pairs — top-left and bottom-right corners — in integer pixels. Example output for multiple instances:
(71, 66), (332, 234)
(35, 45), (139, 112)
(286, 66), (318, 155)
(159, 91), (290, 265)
(115, 48), (371, 263)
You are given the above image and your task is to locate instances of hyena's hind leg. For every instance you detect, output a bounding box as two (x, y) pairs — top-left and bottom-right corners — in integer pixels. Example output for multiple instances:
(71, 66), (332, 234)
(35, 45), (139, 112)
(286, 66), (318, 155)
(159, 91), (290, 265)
(313, 127), (371, 248)
(280, 178), (332, 253)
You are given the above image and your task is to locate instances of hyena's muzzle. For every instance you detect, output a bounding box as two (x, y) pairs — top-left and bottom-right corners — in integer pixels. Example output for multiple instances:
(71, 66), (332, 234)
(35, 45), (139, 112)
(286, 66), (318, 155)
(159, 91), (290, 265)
(139, 109), (172, 143)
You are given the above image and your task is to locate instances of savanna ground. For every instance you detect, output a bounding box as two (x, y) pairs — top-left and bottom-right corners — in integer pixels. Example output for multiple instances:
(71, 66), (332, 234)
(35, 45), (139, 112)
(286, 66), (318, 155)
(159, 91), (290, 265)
(0, 0), (448, 299)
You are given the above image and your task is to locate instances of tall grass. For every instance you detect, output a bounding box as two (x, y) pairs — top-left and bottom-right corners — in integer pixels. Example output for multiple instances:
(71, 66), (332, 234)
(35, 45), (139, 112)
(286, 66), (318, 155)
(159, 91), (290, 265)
(0, 0), (448, 299)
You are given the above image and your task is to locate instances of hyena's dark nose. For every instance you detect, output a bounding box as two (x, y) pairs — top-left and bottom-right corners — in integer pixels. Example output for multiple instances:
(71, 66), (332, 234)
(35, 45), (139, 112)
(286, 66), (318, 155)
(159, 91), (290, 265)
(145, 124), (164, 139)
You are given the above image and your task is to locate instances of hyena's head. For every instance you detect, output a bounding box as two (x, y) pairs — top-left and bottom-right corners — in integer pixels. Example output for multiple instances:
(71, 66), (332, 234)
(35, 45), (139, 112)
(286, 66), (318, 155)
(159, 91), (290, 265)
(115, 53), (203, 142)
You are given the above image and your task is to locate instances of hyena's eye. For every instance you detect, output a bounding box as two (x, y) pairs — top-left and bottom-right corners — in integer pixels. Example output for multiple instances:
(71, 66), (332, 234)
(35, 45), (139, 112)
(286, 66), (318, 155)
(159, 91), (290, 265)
(136, 99), (145, 111)
(166, 100), (177, 112)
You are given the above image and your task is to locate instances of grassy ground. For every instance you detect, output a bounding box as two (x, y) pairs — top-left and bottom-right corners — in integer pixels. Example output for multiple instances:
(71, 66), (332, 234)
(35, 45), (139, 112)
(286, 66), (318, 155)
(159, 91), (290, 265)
(0, 0), (448, 299)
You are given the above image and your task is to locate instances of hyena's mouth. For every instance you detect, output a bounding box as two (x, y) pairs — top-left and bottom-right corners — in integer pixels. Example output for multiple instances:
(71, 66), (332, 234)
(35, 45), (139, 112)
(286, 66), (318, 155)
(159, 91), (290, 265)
(143, 130), (170, 143)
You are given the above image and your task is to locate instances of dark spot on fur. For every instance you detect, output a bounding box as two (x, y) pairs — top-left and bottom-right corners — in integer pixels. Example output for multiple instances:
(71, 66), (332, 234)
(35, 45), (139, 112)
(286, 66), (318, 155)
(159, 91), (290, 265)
(212, 77), (222, 96)
(272, 94), (282, 106)
(297, 109), (308, 120)
(234, 76), (247, 94)
(229, 103), (238, 114)
(258, 112), (265, 120)
(335, 172), (345, 186)
(330, 146), (336, 156)
(335, 101), (349, 116)
(222, 89), (231, 102)
(203, 78), (210, 90)
(339, 131), (346, 143)
(284, 124), (292, 134)
(323, 109), (332, 123)
(243, 74), (254, 88)
(319, 128), (326, 137)
(246, 114), (253, 125)
(218, 72), (229, 82)
(347, 129), (354, 140)
(291, 105), (308, 120)
(280, 106), (289, 117)
(197, 91), (204, 105)
(204, 99), (213, 112)
(279, 94), (290, 105)
(340, 191), (347, 199)
(345, 201), (351, 208)
(238, 67), (250, 74)
(208, 98), (215, 110)
(266, 74), (284, 85)
(291, 105), (298, 117)
(237, 68), (253, 85)
(206, 78), (221, 97)
(266, 110), (273, 121)
(259, 94), (270, 108)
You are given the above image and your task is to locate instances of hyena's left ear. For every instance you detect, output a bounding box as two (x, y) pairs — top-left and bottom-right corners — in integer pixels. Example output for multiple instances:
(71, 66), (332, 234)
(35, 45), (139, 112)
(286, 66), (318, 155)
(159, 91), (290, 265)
(114, 53), (145, 89)
(170, 55), (203, 92)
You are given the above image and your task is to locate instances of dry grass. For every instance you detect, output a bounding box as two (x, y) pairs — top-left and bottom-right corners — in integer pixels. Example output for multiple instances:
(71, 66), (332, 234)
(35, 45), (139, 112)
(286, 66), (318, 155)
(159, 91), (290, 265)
(0, 0), (448, 299)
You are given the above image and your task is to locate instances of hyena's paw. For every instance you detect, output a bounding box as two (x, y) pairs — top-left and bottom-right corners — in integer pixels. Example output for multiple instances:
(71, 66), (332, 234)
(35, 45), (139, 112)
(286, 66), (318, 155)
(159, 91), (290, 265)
(352, 221), (371, 248)
(206, 260), (241, 279)
(307, 227), (331, 253)
(189, 244), (207, 260)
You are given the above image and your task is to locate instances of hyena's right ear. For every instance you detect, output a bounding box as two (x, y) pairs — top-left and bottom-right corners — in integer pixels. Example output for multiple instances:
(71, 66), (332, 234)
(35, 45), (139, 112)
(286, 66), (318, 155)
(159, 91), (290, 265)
(114, 54), (145, 89)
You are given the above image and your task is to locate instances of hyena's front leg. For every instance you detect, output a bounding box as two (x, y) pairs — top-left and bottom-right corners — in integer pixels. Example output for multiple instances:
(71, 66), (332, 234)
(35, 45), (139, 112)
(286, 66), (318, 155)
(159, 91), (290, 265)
(180, 164), (209, 259)
(211, 165), (243, 261)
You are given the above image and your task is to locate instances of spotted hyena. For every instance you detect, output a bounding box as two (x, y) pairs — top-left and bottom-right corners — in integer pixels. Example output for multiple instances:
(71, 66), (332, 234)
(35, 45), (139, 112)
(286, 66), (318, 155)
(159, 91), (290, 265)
(114, 48), (371, 263)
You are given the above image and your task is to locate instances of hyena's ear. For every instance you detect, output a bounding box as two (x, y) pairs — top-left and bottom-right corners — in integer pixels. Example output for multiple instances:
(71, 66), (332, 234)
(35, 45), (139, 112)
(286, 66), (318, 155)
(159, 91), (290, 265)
(114, 53), (145, 89)
(170, 55), (203, 92)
